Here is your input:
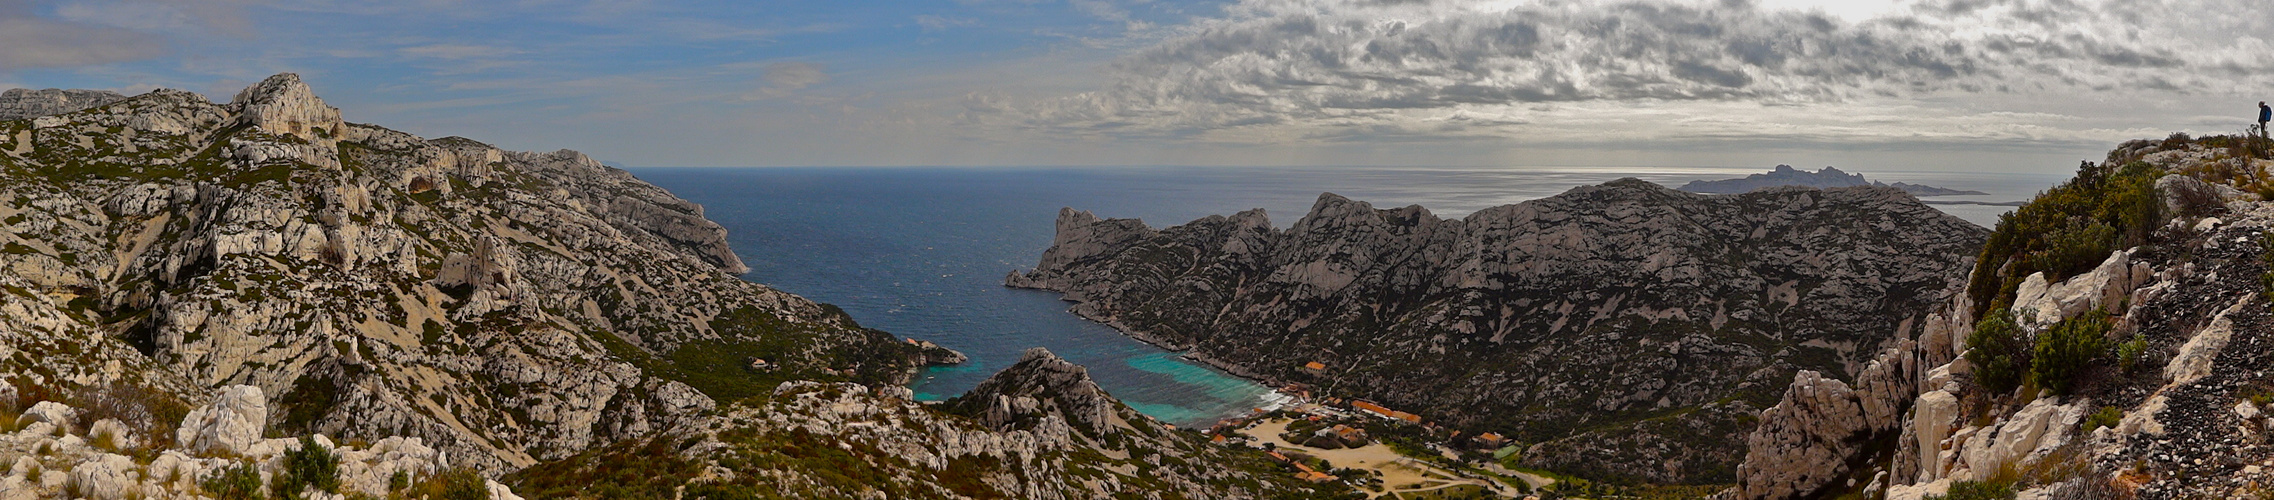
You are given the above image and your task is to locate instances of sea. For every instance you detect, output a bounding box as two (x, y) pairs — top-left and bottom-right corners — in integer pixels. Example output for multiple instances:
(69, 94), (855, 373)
(634, 165), (2065, 428)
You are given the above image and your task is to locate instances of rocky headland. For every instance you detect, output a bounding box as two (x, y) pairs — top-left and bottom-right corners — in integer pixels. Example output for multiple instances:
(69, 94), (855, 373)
(1007, 179), (1988, 484)
(1680, 165), (1989, 197)
(1726, 136), (2274, 500)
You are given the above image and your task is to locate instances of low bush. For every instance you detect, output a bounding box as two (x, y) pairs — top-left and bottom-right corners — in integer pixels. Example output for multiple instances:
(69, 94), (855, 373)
(2032, 311), (2111, 396)
(1966, 310), (2031, 396)
(1925, 479), (2017, 500)
(71, 381), (191, 453)
(1969, 160), (2164, 317)
(273, 435), (341, 498)
(2080, 406), (2123, 434)
(199, 461), (262, 500)
(407, 466), (488, 500)
(2115, 333), (2148, 374)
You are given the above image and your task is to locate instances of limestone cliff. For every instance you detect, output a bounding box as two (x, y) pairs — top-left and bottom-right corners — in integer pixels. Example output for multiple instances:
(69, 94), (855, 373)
(1729, 136), (2274, 499)
(0, 73), (947, 475)
(1008, 180), (1988, 484)
(510, 348), (1354, 499)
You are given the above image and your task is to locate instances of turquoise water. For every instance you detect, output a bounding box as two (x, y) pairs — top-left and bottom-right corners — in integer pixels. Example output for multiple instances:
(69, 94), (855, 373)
(632, 166), (2060, 427)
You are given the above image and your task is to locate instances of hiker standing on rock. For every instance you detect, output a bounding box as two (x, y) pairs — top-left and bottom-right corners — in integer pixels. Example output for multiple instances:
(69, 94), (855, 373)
(2260, 101), (2270, 139)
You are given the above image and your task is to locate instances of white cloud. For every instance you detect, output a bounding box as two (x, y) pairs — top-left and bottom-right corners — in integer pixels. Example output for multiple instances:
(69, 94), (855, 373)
(968, 0), (2274, 148)
(0, 15), (169, 70)
(746, 61), (828, 100)
(916, 14), (978, 32)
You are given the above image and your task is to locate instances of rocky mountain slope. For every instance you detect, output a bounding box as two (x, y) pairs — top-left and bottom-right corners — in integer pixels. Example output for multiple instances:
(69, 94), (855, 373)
(511, 348), (1350, 499)
(1727, 135), (2274, 500)
(0, 73), (1357, 500)
(0, 73), (956, 476)
(1007, 181), (1988, 484)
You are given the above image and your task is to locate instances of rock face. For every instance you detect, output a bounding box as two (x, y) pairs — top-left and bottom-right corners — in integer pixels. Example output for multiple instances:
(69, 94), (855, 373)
(0, 73), (947, 474)
(510, 351), (1349, 500)
(1730, 136), (2274, 499)
(1011, 181), (1987, 483)
(0, 88), (127, 121)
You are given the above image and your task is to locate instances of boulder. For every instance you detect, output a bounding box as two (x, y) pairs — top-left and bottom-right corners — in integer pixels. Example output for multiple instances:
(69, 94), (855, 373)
(87, 419), (135, 450)
(65, 453), (137, 500)
(2011, 250), (2139, 328)
(18, 401), (76, 431)
(487, 479), (526, 500)
(176, 385), (268, 456)
(1953, 397), (2083, 481)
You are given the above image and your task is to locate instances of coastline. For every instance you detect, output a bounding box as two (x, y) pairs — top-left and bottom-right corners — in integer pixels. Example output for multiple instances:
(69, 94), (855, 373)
(1041, 283), (1303, 417)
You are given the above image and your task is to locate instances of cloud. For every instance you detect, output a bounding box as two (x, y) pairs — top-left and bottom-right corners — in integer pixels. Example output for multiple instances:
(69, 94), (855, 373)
(0, 0), (169, 70)
(398, 43), (523, 60)
(746, 61), (828, 100)
(978, 0), (2274, 141)
(53, 0), (267, 38)
(916, 14), (978, 32)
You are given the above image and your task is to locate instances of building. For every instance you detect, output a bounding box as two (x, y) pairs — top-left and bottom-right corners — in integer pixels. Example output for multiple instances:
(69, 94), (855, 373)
(1475, 432), (1506, 448)
(1352, 400), (1425, 424)
(1301, 361), (1327, 374)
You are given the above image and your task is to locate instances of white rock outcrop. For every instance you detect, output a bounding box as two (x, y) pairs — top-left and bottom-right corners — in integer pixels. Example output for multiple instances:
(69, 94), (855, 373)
(64, 453), (136, 500)
(1911, 390), (1959, 482)
(2010, 250), (2143, 329)
(176, 385), (268, 456)
(2166, 296), (2248, 386)
(18, 401), (75, 430)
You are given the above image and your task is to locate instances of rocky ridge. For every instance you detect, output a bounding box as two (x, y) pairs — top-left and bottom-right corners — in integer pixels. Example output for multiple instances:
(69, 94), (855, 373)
(1008, 180), (1988, 484)
(1679, 165), (1988, 197)
(0, 73), (953, 476)
(510, 348), (1350, 499)
(1728, 137), (2274, 499)
(0, 89), (126, 122)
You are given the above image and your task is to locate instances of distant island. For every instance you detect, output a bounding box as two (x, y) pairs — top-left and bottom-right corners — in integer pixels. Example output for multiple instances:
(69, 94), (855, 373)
(1678, 165), (1989, 196)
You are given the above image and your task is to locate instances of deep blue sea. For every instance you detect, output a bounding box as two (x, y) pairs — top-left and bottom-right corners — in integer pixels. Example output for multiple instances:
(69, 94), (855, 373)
(634, 166), (2063, 428)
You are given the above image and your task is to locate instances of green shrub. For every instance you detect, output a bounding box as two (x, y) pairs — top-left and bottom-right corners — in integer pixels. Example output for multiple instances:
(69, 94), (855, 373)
(2080, 406), (2123, 434)
(199, 461), (262, 500)
(1966, 310), (2031, 396)
(1926, 479), (2017, 500)
(1969, 160), (2164, 317)
(388, 470), (409, 493)
(2115, 333), (2147, 374)
(409, 467), (488, 500)
(2032, 310), (2111, 396)
(274, 435), (341, 498)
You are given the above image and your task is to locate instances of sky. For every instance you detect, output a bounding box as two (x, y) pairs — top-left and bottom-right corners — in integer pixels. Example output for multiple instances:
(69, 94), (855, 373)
(1, 0), (2269, 170)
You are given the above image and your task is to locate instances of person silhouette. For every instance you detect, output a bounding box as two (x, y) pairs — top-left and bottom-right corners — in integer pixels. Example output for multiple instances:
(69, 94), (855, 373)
(2261, 101), (2270, 138)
